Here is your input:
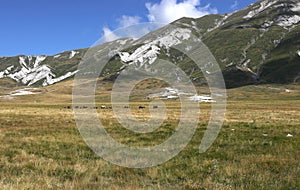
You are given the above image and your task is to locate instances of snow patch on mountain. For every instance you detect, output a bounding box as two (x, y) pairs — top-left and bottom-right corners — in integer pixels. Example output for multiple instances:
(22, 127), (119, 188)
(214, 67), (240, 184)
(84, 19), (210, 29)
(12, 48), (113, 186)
(297, 50), (300, 56)
(117, 39), (132, 45)
(189, 95), (215, 102)
(23, 65), (54, 86)
(191, 20), (199, 31)
(244, 0), (278, 19)
(277, 15), (300, 27)
(10, 88), (40, 96)
(262, 20), (274, 28)
(54, 54), (61, 58)
(158, 28), (191, 48)
(207, 14), (231, 32)
(147, 87), (191, 99)
(4, 57), (52, 85)
(43, 70), (78, 86)
(291, 2), (300, 12)
(0, 66), (14, 78)
(34, 56), (47, 67)
(147, 87), (214, 102)
(119, 44), (160, 65)
(69, 51), (79, 59)
(0, 56), (77, 86)
(143, 45), (161, 64)
(118, 28), (191, 66)
(177, 22), (192, 28)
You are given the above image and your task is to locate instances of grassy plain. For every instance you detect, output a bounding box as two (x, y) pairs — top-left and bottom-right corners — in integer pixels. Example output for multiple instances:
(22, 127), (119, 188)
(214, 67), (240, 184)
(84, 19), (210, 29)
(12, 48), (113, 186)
(0, 81), (299, 189)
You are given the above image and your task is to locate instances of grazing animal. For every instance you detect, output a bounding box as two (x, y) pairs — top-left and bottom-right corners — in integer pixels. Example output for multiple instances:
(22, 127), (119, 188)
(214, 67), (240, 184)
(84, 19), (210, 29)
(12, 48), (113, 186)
(139, 106), (146, 109)
(153, 105), (158, 109)
(124, 106), (130, 108)
(100, 105), (107, 109)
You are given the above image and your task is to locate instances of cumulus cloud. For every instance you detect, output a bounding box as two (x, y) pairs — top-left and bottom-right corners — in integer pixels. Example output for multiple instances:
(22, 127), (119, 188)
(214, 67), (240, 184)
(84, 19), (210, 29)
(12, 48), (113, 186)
(118, 15), (142, 27)
(101, 0), (218, 42)
(146, 0), (218, 24)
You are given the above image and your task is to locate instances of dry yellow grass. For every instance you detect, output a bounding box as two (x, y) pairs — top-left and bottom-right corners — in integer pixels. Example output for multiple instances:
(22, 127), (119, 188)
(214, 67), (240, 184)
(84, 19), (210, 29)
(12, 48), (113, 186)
(0, 81), (299, 189)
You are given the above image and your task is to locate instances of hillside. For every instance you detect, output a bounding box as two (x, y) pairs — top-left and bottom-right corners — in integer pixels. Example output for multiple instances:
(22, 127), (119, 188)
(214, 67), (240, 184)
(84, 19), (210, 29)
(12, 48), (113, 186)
(0, 0), (299, 88)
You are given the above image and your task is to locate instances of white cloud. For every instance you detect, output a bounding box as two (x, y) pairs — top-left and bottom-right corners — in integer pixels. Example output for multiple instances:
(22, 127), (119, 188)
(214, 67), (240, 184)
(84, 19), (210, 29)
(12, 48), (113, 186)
(102, 27), (121, 42)
(118, 15), (142, 27)
(100, 0), (218, 43)
(230, 0), (238, 10)
(145, 0), (218, 24)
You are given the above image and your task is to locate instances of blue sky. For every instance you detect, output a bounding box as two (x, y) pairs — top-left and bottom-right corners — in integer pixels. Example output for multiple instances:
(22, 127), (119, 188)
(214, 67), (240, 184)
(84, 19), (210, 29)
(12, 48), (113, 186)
(0, 0), (257, 56)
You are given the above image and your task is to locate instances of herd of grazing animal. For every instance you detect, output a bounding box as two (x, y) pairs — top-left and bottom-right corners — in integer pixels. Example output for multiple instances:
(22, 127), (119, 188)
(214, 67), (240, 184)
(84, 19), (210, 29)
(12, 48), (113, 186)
(64, 105), (158, 109)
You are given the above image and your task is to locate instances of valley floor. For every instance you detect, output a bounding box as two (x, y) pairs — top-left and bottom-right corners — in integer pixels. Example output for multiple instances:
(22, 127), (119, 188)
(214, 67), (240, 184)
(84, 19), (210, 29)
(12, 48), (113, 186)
(0, 84), (299, 189)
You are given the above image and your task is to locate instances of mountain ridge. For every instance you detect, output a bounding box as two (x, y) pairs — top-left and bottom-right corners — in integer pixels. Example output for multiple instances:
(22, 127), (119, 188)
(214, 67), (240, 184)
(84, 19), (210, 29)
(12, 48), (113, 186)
(0, 0), (299, 88)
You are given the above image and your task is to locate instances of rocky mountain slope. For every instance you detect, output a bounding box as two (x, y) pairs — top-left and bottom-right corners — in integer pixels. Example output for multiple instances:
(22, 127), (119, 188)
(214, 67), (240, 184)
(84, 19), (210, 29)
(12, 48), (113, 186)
(174, 0), (300, 87)
(0, 0), (299, 88)
(0, 50), (85, 87)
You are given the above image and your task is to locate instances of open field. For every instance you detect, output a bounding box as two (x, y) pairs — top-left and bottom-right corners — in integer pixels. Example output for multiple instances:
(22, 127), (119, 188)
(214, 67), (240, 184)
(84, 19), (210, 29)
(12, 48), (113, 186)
(0, 82), (299, 189)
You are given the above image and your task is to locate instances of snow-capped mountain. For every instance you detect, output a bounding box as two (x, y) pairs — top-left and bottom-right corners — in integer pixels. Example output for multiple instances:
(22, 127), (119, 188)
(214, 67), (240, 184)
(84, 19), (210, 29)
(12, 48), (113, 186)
(0, 0), (299, 88)
(0, 50), (84, 86)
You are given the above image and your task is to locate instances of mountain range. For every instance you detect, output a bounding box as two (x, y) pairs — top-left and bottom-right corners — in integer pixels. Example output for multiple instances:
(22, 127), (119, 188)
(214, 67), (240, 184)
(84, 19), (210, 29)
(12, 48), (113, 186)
(0, 0), (299, 88)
